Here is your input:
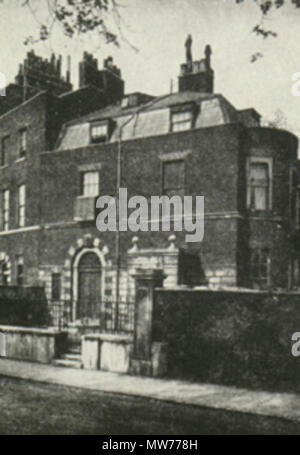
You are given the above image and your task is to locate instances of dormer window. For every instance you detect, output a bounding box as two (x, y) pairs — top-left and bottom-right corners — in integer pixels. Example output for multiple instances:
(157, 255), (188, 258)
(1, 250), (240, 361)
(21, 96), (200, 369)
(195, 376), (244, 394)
(90, 121), (109, 144)
(171, 111), (193, 132)
(121, 97), (129, 109)
(170, 104), (196, 133)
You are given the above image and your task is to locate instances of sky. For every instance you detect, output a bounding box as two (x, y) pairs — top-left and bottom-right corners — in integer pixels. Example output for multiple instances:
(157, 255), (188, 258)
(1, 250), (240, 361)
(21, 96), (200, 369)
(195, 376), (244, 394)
(0, 0), (300, 133)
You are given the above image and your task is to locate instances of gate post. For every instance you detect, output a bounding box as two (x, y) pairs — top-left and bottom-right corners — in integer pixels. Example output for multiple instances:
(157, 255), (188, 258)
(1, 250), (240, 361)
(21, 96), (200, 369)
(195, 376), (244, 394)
(130, 268), (165, 376)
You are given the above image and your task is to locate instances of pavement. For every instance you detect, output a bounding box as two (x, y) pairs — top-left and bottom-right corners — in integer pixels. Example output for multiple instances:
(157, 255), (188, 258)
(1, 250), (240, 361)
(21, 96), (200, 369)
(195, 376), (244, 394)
(0, 357), (300, 424)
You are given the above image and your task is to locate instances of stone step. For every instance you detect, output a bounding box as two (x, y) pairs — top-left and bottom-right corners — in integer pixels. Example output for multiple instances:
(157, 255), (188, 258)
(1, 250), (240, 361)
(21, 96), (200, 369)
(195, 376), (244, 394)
(67, 345), (81, 355)
(52, 358), (82, 369)
(61, 353), (81, 361)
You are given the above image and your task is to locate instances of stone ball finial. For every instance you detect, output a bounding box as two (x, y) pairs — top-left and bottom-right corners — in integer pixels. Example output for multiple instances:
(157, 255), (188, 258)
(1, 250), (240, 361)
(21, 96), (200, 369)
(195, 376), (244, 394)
(168, 234), (176, 250)
(132, 236), (139, 251)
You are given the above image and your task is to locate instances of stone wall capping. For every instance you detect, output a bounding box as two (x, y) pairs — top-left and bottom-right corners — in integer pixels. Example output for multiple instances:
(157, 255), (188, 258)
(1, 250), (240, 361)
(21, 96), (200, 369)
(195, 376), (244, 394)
(0, 325), (62, 336)
(82, 333), (133, 343)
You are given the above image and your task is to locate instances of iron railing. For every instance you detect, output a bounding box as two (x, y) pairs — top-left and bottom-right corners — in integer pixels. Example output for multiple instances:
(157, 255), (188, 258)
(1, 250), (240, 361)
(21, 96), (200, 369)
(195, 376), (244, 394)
(48, 298), (135, 333)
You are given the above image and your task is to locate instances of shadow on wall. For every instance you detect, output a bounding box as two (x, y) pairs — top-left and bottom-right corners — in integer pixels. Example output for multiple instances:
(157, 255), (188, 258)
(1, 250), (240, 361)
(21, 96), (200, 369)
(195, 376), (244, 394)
(178, 250), (207, 286)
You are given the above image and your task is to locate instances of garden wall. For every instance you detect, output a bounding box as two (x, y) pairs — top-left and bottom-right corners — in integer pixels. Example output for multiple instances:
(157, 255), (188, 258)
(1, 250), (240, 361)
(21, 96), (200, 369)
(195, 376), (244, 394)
(153, 288), (300, 393)
(0, 325), (67, 363)
(0, 286), (49, 327)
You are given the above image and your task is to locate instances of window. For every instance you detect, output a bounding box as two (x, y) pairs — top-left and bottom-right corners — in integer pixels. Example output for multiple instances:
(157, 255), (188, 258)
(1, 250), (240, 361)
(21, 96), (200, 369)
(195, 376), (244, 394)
(247, 160), (272, 211)
(19, 129), (27, 158)
(51, 273), (61, 300)
(0, 260), (9, 285)
(90, 122), (108, 143)
(81, 171), (99, 197)
(250, 248), (270, 288)
(296, 189), (300, 229)
(3, 190), (9, 231)
(16, 256), (24, 286)
(162, 160), (185, 197)
(171, 111), (193, 132)
(292, 258), (300, 288)
(1, 136), (9, 166)
(18, 184), (26, 227)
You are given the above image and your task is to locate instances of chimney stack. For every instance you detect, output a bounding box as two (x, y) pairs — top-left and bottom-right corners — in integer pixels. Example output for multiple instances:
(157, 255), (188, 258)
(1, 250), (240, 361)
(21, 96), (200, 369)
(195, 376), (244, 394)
(179, 37), (214, 94)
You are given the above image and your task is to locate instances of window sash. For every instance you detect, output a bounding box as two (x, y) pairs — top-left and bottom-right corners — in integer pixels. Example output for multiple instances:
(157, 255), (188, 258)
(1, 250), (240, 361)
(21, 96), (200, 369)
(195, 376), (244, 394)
(249, 185), (268, 211)
(91, 124), (108, 141)
(1, 137), (8, 166)
(18, 185), (26, 227)
(172, 111), (192, 122)
(3, 190), (9, 231)
(82, 171), (100, 196)
(250, 249), (270, 285)
(51, 273), (61, 300)
(171, 111), (193, 132)
(247, 161), (271, 211)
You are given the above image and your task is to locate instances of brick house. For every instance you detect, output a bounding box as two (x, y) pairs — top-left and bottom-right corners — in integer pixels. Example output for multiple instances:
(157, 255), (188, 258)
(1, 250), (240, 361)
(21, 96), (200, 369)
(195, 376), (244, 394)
(0, 42), (298, 328)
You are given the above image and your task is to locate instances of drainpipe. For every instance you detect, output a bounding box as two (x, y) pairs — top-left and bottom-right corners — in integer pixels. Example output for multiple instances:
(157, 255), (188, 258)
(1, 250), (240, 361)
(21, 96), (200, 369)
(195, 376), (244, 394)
(114, 94), (169, 330)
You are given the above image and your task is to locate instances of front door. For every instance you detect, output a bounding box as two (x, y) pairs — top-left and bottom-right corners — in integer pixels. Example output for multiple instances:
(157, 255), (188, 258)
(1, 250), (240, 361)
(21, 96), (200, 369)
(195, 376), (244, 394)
(77, 252), (101, 319)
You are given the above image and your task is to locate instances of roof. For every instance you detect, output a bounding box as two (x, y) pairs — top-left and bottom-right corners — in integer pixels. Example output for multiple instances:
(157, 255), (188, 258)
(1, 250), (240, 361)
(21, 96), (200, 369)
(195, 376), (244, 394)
(56, 91), (256, 151)
(66, 91), (216, 126)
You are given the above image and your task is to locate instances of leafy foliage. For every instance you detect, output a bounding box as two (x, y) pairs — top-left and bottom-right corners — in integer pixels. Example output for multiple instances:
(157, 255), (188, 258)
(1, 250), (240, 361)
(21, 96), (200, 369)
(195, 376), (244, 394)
(3, 1), (300, 52)
(21, 0), (120, 46)
(235, 0), (300, 60)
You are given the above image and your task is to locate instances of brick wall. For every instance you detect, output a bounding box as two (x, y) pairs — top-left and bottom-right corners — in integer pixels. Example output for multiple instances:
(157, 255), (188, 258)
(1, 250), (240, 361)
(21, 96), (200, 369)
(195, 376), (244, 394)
(0, 101), (298, 293)
(39, 124), (243, 288)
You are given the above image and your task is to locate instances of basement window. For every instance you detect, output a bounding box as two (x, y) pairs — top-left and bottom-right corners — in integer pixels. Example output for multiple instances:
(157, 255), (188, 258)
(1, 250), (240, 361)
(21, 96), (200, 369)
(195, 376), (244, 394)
(249, 248), (271, 289)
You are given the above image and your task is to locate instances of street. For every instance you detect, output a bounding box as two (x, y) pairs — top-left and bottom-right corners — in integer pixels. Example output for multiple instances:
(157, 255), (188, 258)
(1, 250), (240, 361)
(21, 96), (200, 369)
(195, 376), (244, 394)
(0, 376), (299, 435)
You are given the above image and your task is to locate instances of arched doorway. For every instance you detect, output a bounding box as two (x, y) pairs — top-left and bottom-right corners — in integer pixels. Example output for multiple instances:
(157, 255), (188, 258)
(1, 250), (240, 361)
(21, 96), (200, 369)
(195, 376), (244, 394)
(77, 252), (102, 319)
